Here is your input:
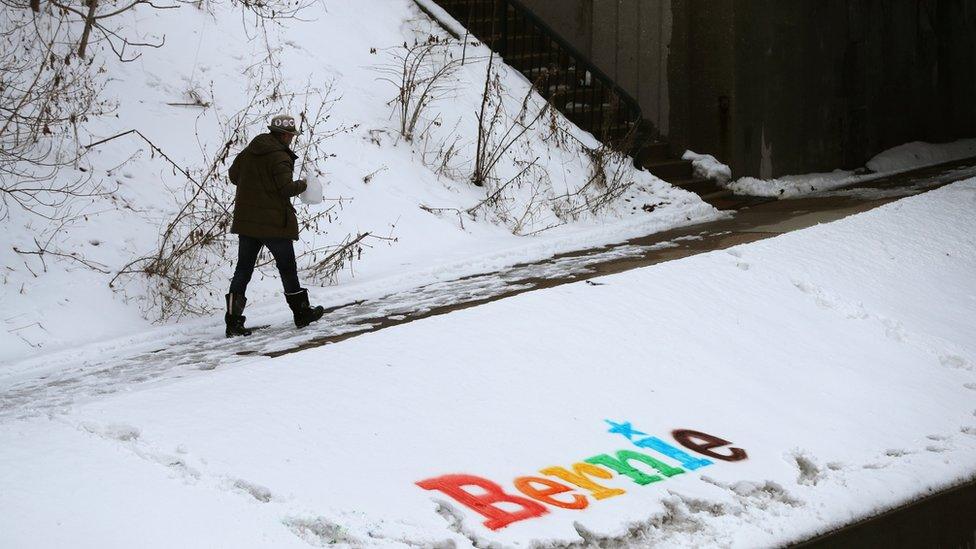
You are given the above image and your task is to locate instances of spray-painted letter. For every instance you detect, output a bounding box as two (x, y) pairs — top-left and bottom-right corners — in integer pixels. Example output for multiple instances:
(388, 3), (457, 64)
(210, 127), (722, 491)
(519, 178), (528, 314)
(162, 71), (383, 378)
(416, 474), (548, 530)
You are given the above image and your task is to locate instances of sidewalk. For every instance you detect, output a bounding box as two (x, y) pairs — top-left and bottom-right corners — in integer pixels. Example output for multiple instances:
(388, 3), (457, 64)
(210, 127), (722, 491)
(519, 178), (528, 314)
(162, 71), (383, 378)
(2, 158), (975, 421)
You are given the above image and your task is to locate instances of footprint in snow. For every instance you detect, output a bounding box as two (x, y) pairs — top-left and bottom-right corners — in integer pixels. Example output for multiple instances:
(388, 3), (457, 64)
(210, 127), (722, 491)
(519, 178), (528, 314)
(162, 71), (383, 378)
(283, 516), (357, 546)
(881, 318), (907, 342)
(701, 476), (803, 509)
(964, 383), (976, 391)
(789, 450), (823, 486)
(82, 422), (141, 442)
(232, 479), (273, 503)
(791, 280), (835, 310)
(792, 280), (816, 295)
(885, 448), (911, 457)
(939, 355), (971, 370)
(961, 426), (976, 437)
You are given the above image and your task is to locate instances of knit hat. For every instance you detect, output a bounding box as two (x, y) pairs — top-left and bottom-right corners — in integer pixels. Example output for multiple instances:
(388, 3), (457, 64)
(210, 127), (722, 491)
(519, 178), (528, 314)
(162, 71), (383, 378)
(268, 114), (302, 136)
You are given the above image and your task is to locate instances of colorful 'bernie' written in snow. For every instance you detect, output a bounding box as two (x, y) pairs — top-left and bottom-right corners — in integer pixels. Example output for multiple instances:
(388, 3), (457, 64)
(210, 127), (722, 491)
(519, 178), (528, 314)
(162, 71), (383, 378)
(415, 420), (748, 530)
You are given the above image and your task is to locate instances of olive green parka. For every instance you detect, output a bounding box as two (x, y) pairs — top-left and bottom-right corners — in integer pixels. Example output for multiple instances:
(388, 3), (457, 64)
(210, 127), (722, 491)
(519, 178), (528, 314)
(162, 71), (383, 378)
(228, 133), (308, 240)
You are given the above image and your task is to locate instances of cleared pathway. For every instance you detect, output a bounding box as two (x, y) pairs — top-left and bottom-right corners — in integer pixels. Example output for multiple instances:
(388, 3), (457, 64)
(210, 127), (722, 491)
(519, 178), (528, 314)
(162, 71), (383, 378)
(2, 158), (975, 422)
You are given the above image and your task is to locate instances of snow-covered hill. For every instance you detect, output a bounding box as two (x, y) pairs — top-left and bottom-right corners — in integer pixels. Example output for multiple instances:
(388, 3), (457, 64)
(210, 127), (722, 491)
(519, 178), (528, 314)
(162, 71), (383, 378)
(0, 0), (716, 363)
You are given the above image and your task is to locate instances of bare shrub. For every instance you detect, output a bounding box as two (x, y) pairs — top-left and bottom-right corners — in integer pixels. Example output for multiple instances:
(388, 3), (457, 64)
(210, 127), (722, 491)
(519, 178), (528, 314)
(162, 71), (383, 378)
(46, 0), (174, 61)
(422, 63), (642, 236)
(471, 52), (550, 188)
(377, 35), (462, 143)
(418, 120), (464, 180)
(0, 7), (112, 221)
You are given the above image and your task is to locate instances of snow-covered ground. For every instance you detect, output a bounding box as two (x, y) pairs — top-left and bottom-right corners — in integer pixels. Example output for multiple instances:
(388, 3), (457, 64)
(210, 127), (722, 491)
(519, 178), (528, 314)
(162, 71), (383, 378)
(2, 177), (974, 548)
(0, 0), (716, 364)
(726, 138), (976, 198)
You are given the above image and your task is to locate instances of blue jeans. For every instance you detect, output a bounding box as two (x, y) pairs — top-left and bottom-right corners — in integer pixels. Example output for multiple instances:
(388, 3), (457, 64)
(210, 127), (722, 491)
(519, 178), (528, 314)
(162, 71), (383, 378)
(229, 235), (301, 295)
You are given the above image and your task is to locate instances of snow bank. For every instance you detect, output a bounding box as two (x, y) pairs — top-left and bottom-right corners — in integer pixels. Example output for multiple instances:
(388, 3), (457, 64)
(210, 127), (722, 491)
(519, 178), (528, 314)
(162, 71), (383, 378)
(866, 139), (976, 173)
(728, 169), (856, 198)
(2, 179), (974, 547)
(683, 150), (732, 184)
(728, 138), (976, 198)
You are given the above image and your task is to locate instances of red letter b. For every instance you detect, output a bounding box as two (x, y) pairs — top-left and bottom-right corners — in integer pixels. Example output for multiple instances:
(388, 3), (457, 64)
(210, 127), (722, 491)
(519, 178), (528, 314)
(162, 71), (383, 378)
(416, 474), (548, 530)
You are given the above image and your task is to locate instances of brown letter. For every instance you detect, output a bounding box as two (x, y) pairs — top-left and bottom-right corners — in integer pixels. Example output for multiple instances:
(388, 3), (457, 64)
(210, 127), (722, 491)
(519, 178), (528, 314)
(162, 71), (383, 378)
(671, 429), (748, 461)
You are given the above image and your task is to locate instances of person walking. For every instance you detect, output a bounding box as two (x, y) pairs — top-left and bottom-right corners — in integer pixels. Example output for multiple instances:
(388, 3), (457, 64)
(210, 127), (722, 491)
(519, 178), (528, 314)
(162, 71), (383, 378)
(224, 114), (325, 337)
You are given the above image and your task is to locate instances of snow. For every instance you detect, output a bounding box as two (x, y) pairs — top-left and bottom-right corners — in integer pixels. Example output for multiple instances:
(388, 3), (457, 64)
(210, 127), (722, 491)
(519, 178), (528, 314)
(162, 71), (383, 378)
(728, 168), (863, 198)
(727, 138), (976, 198)
(682, 150), (732, 184)
(2, 179), (975, 547)
(4, 1), (976, 544)
(0, 0), (716, 363)
(866, 139), (976, 173)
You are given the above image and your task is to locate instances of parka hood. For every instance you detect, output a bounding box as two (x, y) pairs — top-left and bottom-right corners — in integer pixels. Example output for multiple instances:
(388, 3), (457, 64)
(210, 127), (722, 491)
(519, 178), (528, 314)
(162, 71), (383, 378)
(243, 132), (298, 160)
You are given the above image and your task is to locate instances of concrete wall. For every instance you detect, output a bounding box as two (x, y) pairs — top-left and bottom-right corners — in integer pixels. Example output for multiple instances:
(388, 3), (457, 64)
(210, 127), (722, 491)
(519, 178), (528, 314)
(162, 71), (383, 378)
(668, 0), (735, 171)
(516, 0), (593, 56)
(720, 0), (976, 177)
(518, 0), (976, 177)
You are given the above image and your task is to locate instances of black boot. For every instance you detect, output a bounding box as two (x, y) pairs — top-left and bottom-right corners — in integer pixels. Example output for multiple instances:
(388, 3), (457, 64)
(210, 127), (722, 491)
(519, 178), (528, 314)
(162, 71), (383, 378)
(225, 293), (253, 338)
(285, 288), (325, 328)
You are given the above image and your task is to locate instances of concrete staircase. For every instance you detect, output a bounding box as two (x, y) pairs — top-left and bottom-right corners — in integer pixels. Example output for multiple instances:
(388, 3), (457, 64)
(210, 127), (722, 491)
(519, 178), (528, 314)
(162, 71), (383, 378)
(429, 0), (733, 206)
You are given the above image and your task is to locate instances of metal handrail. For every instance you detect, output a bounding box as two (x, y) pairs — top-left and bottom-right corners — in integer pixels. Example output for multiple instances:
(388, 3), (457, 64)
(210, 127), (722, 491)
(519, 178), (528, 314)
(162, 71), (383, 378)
(434, 0), (644, 146)
(502, 0), (643, 126)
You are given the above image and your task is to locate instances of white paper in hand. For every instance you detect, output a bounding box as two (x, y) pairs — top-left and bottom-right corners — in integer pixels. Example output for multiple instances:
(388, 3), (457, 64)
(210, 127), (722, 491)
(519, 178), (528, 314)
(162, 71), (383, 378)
(299, 175), (324, 205)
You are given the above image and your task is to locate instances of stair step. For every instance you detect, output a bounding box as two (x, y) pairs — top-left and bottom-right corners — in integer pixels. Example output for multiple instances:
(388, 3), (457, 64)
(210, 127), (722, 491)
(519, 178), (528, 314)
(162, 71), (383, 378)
(564, 107), (635, 132)
(464, 13), (520, 30)
(550, 86), (612, 108)
(638, 141), (670, 163)
(503, 50), (565, 69)
(605, 122), (645, 140)
(635, 140), (671, 165)
(642, 159), (693, 181)
(485, 33), (552, 48)
(667, 177), (726, 195)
